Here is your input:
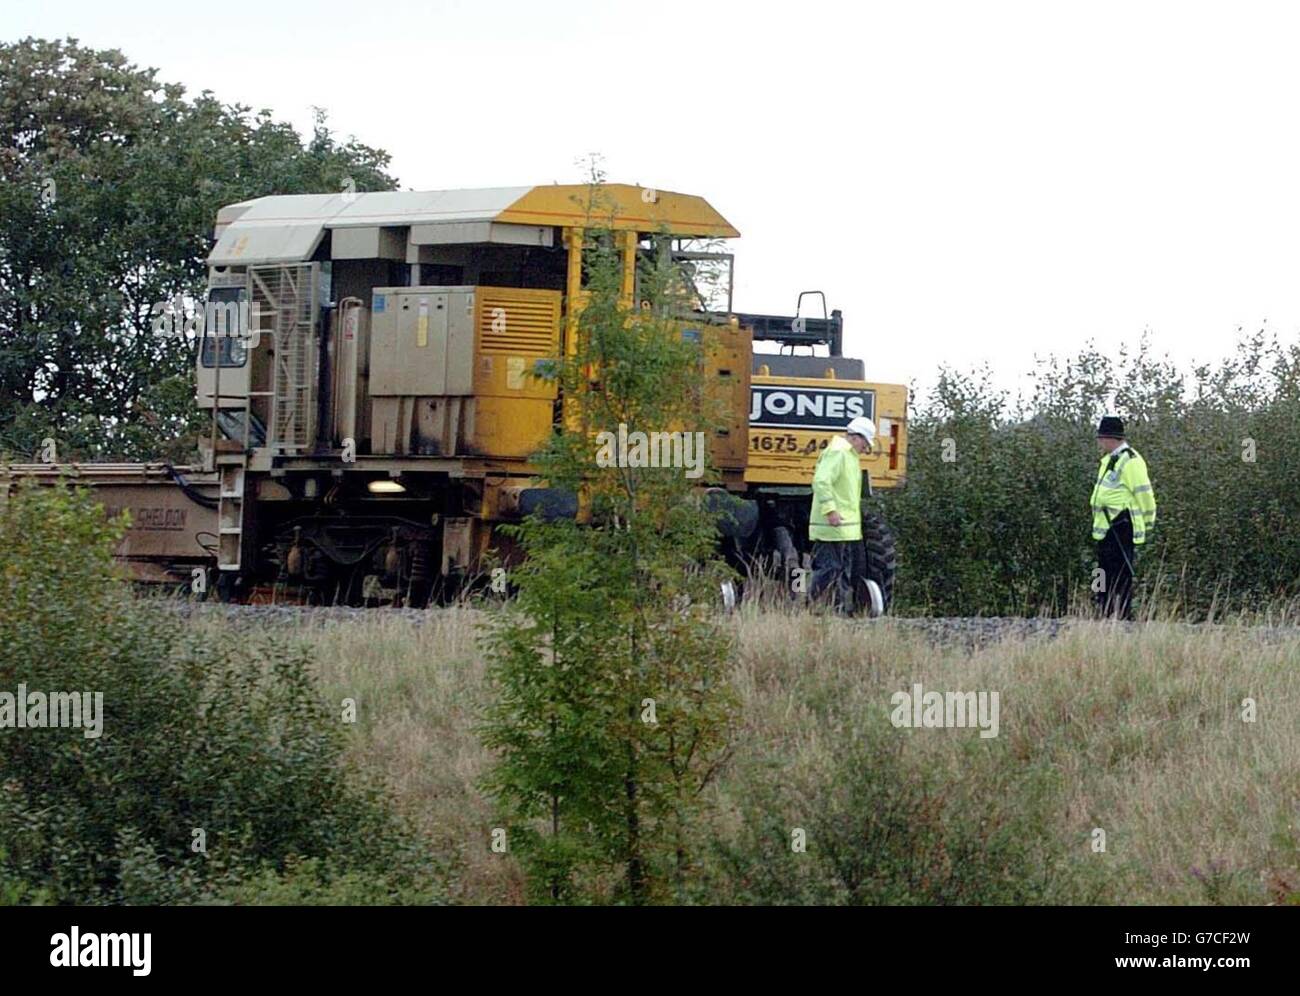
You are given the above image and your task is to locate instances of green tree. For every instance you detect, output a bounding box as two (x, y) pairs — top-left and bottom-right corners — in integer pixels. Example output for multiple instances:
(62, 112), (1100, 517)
(0, 37), (398, 461)
(481, 178), (738, 905)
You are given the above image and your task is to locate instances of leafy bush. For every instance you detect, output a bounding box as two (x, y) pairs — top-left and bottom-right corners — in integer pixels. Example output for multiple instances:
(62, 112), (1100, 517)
(881, 330), (1300, 617)
(0, 483), (435, 904)
(709, 714), (1104, 905)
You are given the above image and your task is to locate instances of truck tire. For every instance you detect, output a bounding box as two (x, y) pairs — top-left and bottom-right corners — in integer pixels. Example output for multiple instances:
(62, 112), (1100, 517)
(859, 512), (897, 613)
(771, 524), (799, 570)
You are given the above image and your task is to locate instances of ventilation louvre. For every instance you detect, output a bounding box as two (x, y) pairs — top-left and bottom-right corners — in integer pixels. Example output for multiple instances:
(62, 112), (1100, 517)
(478, 289), (560, 356)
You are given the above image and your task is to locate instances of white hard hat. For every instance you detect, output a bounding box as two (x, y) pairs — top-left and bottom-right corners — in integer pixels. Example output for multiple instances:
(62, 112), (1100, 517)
(846, 416), (876, 444)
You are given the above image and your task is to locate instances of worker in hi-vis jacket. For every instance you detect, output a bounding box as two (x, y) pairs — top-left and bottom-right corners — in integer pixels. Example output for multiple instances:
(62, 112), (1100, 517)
(1090, 415), (1157, 620)
(808, 416), (876, 612)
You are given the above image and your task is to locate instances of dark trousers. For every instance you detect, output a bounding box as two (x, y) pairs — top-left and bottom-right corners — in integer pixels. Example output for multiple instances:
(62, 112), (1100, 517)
(1095, 512), (1136, 620)
(811, 540), (866, 613)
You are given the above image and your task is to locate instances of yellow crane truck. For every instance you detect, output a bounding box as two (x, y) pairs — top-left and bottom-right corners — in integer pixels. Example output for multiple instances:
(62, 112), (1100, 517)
(1, 184), (907, 609)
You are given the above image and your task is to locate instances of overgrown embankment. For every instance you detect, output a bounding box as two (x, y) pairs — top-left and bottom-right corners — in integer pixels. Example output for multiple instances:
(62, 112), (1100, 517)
(224, 603), (1300, 906)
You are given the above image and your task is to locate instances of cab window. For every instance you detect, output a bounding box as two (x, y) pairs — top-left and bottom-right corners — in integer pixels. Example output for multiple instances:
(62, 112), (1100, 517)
(200, 287), (249, 368)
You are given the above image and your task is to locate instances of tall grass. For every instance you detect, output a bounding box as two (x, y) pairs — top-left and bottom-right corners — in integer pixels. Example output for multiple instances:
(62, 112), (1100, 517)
(261, 605), (1300, 905)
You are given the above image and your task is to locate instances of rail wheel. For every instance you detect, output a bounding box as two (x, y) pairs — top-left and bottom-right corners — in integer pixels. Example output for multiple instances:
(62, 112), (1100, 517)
(858, 512), (897, 615)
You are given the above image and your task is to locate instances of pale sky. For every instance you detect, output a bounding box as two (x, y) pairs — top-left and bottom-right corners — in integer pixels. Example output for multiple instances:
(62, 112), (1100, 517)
(11, 0), (1300, 396)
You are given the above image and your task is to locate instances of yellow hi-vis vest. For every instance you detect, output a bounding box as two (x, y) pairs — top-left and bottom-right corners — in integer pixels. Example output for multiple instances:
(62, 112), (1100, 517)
(809, 435), (863, 542)
(1090, 443), (1156, 545)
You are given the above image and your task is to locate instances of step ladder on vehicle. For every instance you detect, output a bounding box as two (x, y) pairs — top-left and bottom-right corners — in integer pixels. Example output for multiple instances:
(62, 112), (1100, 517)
(207, 262), (319, 580)
(217, 453), (247, 571)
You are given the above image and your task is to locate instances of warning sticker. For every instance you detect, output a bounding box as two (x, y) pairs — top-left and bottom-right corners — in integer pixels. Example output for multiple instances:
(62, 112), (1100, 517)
(506, 356), (526, 390)
(417, 298), (429, 348)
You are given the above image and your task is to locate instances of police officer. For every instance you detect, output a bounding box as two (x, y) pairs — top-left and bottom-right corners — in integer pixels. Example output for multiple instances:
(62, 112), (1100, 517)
(809, 416), (876, 612)
(1090, 416), (1157, 620)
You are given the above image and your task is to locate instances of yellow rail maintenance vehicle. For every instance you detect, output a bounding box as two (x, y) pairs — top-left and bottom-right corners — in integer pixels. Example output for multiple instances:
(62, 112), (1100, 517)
(2, 185), (907, 609)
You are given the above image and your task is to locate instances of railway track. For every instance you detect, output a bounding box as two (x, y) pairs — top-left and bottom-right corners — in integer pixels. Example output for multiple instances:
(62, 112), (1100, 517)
(151, 601), (1300, 650)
